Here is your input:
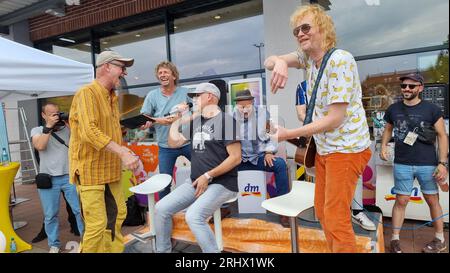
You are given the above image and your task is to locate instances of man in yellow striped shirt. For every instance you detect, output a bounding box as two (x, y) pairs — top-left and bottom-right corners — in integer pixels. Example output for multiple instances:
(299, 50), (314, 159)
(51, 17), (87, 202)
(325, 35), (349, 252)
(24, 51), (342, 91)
(69, 50), (139, 253)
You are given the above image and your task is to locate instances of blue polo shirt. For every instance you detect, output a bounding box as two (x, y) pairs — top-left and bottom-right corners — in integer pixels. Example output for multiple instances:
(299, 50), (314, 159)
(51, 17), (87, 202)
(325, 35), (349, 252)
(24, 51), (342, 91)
(140, 86), (190, 148)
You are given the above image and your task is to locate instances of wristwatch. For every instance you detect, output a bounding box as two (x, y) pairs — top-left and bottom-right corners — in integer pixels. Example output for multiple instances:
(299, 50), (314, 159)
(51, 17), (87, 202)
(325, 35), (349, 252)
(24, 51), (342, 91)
(438, 161), (448, 169)
(203, 172), (213, 183)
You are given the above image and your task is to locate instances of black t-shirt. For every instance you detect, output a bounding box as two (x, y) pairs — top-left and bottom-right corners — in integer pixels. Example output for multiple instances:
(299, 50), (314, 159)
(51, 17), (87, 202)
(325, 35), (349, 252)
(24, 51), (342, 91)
(384, 100), (442, 165)
(183, 111), (240, 192)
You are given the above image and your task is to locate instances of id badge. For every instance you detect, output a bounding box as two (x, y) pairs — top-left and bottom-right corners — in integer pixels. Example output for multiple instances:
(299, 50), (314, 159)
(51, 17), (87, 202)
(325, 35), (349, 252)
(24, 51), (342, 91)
(403, 131), (418, 146)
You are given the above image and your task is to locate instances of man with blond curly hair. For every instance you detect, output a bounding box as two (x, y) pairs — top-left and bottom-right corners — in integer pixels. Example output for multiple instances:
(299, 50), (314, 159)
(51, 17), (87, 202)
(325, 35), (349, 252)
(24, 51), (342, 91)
(265, 4), (371, 252)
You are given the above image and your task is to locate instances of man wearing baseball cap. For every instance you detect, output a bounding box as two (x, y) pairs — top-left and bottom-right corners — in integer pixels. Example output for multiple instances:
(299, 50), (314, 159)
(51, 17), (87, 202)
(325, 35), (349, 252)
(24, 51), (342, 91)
(154, 82), (242, 253)
(69, 50), (139, 252)
(381, 72), (448, 253)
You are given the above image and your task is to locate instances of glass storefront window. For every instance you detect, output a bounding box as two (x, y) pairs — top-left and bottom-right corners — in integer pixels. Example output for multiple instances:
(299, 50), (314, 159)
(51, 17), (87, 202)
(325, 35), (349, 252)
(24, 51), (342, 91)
(100, 25), (167, 87)
(170, 0), (264, 79)
(357, 49), (448, 126)
(323, 0), (449, 57)
(52, 44), (92, 64)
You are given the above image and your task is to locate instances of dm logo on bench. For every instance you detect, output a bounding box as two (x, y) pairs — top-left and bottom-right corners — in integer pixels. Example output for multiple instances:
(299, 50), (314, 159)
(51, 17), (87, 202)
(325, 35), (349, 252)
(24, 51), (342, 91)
(241, 183), (262, 197)
(384, 187), (424, 204)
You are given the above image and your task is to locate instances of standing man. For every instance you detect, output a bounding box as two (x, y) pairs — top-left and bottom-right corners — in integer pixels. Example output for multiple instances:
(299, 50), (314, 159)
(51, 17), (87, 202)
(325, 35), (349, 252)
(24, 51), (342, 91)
(155, 83), (241, 253)
(380, 72), (448, 253)
(69, 50), (139, 253)
(265, 4), (372, 252)
(31, 103), (84, 253)
(233, 89), (290, 227)
(140, 61), (191, 199)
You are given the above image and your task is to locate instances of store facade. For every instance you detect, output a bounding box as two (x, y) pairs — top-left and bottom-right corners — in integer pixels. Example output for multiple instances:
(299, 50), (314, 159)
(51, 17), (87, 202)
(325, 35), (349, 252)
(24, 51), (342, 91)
(2, 0), (449, 209)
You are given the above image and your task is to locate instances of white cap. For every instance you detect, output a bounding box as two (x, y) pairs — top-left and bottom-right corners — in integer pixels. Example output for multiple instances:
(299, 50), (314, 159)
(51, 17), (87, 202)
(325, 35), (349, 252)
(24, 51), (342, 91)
(96, 50), (134, 67)
(188, 82), (220, 99)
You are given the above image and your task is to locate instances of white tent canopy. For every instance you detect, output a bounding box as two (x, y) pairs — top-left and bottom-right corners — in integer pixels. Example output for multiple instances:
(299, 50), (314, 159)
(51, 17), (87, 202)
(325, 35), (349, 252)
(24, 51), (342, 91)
(0, 36), (93, 165)
(0, 36), (93, 98)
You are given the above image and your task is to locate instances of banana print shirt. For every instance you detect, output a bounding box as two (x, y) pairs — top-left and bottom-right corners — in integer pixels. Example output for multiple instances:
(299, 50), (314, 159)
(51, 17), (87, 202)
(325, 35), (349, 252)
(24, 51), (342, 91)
(295, 49), (371, 155)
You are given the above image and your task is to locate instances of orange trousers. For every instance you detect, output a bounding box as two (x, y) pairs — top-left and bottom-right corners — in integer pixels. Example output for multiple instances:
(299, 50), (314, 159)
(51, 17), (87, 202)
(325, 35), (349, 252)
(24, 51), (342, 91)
(314, 148), (371, 253)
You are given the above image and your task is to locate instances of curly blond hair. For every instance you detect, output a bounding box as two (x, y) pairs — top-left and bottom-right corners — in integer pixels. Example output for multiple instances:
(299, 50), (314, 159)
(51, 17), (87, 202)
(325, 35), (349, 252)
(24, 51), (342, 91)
(155, 61), (179, 85)
(290, 4), (337, 51)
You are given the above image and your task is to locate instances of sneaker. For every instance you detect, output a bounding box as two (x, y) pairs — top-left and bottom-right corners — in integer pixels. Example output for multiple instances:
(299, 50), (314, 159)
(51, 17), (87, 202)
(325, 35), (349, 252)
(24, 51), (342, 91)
(352, 212), (376, 231)
(49, 246), (61, 253)
(422, 238), (447, 253)
(390, 239), (402, 253)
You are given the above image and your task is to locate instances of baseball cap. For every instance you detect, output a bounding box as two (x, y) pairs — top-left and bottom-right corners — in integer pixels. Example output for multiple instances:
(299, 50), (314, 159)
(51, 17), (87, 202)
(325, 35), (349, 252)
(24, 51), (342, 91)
(399, 73), (424, 85)
(188, 82), (221, 99)
(96, 50), (134, 67)
(233, 89), (254, 101)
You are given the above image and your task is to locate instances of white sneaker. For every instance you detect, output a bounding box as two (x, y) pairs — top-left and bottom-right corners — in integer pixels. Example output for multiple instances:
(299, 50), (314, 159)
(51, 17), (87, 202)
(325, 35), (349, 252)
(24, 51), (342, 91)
(352, 212), (376, 231)
(49, 246), (60, 253)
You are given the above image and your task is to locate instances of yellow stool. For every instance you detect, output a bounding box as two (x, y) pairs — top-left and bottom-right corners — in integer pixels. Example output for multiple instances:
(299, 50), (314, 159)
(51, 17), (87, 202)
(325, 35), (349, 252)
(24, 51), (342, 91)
(0, 162), (32, 253)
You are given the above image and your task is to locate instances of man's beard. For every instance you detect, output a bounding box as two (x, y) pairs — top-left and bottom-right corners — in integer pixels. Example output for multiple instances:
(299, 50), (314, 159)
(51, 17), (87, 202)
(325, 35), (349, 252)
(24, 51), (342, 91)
(402, 91), (418, 101)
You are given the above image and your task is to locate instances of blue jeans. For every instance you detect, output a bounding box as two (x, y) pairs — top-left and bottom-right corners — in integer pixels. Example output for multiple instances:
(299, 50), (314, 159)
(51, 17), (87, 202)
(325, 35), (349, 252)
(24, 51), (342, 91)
(155, 183), (236, 253)
(393, 163), (439, 195)
(158, 145), (191, 199)
(38, 174), (84, 248)
(238, 155), (289, 196)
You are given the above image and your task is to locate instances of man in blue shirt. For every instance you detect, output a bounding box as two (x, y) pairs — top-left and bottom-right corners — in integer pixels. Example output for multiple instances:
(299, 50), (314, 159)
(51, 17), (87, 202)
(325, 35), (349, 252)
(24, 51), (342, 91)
(234, 89), (290, 227)
(140, 61), (191, 199)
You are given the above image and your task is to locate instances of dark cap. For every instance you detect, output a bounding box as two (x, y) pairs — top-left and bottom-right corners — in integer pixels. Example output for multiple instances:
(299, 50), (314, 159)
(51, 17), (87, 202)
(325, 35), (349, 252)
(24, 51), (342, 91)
(399, 73), (424, 85)
(233, 89), (254, 101)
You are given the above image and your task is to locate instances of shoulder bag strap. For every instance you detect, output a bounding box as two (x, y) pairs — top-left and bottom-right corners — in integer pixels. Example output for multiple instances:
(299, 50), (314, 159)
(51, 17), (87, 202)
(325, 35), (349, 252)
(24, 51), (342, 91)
(51, 131), (69, 148)
(304, 48), (338, 125)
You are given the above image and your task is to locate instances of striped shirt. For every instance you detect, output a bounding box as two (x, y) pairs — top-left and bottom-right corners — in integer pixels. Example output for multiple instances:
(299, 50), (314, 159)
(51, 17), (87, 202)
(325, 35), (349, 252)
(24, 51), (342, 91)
(69, 80), (122, 185)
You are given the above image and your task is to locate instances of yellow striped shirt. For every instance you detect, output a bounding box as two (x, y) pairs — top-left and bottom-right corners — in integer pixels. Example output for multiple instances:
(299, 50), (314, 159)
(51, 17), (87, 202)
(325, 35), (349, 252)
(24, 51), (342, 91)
(69, 80), (122, 185)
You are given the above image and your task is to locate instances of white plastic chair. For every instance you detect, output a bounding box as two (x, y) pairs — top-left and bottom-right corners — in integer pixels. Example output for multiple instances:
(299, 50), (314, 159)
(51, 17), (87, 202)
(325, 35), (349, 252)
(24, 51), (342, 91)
(129, 174), (172, 252)
(261, 180), (315, 253)
(213, 196), (238, 252)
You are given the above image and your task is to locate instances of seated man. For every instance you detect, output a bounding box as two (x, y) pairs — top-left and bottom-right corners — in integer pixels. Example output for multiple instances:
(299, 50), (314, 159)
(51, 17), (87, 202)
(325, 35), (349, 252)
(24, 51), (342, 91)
(233, 89), (290, 227)
(155, 82), (241, 253)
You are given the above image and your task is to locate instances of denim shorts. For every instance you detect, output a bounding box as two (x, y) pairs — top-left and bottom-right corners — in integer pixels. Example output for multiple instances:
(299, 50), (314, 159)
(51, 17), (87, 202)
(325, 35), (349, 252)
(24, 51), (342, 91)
(393, 163), (438, 195)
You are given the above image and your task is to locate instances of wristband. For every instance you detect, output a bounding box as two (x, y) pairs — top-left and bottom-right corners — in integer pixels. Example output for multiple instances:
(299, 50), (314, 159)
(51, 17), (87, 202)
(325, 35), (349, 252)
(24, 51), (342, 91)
(204, 172), (213, 183)
(42, 127), (53, 134)
(438, 161), (448, 169)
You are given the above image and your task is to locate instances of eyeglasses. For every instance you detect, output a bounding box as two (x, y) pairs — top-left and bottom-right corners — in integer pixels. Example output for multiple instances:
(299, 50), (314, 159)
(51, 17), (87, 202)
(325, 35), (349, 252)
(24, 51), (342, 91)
(400, 83), (421, 89)
(293, 24), (312, 36)
(109, 62), (126, 72)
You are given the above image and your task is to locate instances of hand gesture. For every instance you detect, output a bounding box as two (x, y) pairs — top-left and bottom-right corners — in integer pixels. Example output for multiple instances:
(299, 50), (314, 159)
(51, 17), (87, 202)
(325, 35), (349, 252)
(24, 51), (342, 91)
(264, 153), (276, 167)
(192, 175), (209, 198)
(269, 125), (290, 142)
(270, 58), (289, 94)
(119, 147), (139, 171)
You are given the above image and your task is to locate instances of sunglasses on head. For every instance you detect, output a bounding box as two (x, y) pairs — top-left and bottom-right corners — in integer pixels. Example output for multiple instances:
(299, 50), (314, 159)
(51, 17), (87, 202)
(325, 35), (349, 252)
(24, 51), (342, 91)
(293, 24), (312, 36)
(400, 83), (421, 89)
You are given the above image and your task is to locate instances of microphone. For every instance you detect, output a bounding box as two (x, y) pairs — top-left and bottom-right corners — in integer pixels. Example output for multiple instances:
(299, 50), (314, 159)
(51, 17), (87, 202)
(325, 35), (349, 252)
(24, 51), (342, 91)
(164, 102), (193, 117)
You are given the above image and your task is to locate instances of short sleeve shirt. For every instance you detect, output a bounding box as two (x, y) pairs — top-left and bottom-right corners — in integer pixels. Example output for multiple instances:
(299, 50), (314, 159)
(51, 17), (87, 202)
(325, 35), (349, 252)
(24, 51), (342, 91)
(140, 86), (191, 148)
(183, 112), (240, 192)
(296, 49), (371, 155)
(384, 101), (441, 165)
(30, 126), (69, 176)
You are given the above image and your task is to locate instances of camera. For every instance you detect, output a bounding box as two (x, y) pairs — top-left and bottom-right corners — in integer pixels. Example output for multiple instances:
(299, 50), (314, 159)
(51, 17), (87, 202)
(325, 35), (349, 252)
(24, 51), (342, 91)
(55, 112), (69, 127)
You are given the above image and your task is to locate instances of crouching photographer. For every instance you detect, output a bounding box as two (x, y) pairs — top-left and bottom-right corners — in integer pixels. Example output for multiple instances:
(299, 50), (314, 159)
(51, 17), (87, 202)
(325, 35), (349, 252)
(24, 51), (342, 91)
(30, 102), (84, 253)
